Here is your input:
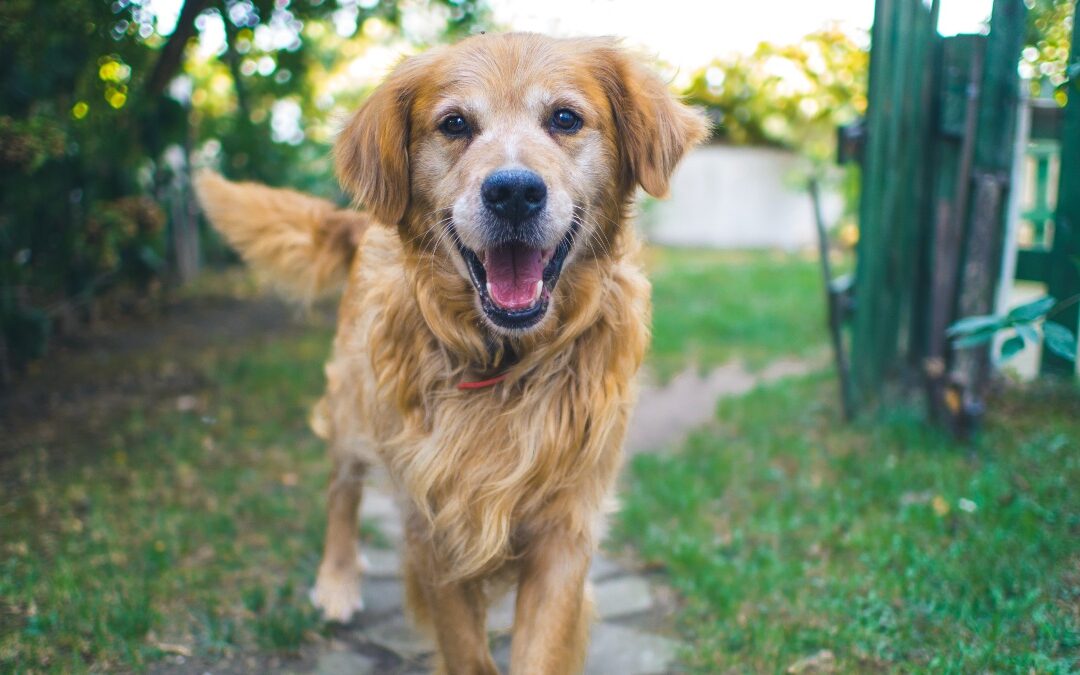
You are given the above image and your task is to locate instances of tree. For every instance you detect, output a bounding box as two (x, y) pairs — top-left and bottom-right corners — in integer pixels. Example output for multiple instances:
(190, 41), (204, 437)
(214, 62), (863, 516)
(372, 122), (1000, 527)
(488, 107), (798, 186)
(0, 0), (488, 380)
(680, 26), (869, 161)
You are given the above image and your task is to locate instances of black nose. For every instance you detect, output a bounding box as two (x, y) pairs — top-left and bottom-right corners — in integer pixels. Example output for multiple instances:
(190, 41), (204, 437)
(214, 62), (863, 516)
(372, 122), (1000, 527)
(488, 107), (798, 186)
(481, 169), (547, 222)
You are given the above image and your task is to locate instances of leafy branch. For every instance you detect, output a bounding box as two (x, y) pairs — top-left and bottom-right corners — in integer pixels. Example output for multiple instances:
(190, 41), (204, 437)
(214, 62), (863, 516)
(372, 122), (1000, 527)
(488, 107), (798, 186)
(947, 295), (1078, 363)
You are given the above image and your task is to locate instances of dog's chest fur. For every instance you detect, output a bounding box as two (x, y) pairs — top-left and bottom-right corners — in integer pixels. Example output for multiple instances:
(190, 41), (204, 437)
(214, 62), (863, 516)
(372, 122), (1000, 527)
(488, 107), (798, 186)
(313, 227), (649, 578)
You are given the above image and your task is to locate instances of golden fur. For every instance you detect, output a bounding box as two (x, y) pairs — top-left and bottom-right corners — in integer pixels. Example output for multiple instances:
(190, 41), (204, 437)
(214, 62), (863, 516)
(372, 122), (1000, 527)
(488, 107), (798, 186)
(196, 32), (706, 674)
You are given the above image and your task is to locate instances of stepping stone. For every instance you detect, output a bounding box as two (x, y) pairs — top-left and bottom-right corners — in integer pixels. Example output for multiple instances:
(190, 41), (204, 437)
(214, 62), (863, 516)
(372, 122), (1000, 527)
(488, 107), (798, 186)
(363, 615), (432, 660)
(491, 636), (512, 671)
(314, 650), (377, 675)
(589, 554), (626, 582)
(594, 575), (653, 619)
(585, 623), (681, 675)
(363, 547), (401, 579)
(362, 490), (401, 521)
(361, 578), (404, 616)
(375, 518), (403, 541)
(487, 591), (515, 634)
(488, 570), (653, 633)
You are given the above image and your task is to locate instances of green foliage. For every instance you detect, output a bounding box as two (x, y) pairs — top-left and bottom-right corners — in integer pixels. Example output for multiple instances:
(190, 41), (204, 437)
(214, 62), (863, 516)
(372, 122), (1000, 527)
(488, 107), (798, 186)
(0, 0), (489, 375)
(617, 373), (1080, 671)
(681, 27), (868, 160)
(947, 295), (1079, 363)
(1022, 0), (1075, 102)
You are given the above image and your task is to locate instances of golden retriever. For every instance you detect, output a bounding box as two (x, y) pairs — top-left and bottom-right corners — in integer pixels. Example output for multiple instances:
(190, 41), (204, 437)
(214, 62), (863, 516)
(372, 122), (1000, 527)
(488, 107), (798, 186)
(195, 32), (706, 674)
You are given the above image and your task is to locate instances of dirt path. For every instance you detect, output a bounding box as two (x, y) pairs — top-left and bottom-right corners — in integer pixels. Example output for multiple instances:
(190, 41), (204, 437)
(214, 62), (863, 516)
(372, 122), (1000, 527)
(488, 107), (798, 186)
(625, 357), (823, 456)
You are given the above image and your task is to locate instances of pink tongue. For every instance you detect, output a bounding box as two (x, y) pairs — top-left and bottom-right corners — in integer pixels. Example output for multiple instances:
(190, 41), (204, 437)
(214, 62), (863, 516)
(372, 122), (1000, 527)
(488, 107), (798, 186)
(484, 245), (544, 310)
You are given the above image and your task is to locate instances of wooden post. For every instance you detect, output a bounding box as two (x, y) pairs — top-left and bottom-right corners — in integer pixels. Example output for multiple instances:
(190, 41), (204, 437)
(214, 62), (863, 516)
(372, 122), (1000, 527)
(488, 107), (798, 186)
(945, 0), (1026, 434)
(810, 179), (856, 420)
(851, 0), (939, 408)
(171, 99), (200, 285)
(924, 35), (983, 429)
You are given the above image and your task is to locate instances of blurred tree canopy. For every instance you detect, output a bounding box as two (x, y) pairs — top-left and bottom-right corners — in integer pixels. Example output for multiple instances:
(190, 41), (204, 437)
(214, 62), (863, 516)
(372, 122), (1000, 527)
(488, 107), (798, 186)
(682, 2), (1076, 156)
(1022, 0), (1075, 102)
(0, 0), (486, 379)
(680, 27), (870, 160)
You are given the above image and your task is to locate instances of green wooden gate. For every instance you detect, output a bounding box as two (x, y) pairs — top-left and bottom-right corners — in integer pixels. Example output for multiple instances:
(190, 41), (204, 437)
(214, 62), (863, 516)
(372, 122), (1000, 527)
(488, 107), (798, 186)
(847, 0), (1078, 432)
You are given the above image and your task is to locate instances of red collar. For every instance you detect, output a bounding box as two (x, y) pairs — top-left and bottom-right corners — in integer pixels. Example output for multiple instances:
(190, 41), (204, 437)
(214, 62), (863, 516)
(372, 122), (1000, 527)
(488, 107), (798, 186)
(457, 371), (509, 390)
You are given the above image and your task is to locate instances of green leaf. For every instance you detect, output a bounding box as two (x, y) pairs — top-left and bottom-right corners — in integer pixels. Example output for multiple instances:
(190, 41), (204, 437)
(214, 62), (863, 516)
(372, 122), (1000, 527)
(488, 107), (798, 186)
(1006, 295), (1057, 323)
(1043, 322), (1078, 362)
(138, 245), (165, 271)
(999, 335), (1025, 362)
(953, 330), (996, 349)
(946, 314), (1002, 337)
(1015, 323), (1039, 345)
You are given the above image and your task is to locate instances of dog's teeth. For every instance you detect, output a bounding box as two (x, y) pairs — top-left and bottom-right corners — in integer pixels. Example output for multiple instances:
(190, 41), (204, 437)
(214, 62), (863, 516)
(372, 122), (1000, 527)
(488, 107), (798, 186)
(486, 282), (493, 297)
(534, 280), (543, 301)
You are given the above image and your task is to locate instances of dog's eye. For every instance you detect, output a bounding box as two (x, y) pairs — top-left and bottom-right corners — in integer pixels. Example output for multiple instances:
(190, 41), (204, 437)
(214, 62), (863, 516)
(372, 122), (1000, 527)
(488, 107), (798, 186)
(440, 114), (470, 137)
(550, 109), (582, 133)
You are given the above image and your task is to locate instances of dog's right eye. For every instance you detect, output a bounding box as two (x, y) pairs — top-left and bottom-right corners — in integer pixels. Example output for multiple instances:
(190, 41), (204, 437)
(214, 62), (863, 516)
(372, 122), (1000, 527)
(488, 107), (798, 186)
(440, 115), (470, 137)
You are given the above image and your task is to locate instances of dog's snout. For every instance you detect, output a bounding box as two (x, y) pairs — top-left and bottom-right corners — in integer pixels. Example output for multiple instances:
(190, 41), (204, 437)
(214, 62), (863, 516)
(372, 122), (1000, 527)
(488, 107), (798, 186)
(481, 169), (547, 222)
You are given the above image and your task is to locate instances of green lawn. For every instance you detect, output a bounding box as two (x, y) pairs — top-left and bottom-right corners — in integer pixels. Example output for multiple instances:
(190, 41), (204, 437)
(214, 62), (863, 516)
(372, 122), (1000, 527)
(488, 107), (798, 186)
(617, 374), (1080, 671)
(1, 324), (339, 669)
(645, 248), (828, 379)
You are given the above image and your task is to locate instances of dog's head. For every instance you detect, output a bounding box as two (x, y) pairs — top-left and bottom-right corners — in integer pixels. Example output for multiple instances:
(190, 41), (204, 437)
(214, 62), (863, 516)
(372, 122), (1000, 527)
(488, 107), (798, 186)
(336, 33), (708, 334)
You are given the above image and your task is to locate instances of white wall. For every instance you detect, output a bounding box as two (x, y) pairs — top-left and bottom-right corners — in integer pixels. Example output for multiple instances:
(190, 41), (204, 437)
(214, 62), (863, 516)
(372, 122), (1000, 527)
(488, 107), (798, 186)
(640, 145), (843, 250)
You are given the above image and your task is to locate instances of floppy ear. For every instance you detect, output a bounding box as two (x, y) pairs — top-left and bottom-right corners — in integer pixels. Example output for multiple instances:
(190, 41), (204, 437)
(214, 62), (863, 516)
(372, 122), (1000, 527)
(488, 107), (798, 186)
(602, 48), (710, 197)
(334, 55), (427, 225)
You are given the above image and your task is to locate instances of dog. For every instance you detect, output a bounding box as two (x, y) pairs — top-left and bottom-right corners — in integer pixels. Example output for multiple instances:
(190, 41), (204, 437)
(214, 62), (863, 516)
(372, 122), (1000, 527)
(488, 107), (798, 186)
(195, 32), (706, 674)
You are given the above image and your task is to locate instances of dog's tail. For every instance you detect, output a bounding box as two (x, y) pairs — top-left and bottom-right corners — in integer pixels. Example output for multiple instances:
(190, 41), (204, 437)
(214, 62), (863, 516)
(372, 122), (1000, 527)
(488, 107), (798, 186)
(193, 170), (371, 302)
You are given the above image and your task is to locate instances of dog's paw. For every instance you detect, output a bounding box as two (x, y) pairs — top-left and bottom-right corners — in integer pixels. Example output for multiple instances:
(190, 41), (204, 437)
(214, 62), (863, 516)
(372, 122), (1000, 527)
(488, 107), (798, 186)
(309, 570), (364, 623)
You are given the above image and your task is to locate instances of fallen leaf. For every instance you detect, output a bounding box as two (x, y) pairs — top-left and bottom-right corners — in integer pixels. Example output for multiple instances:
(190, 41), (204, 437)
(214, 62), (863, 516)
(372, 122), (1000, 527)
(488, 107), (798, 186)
(175, 395), (198, 412)
(787, 649), (836, 674)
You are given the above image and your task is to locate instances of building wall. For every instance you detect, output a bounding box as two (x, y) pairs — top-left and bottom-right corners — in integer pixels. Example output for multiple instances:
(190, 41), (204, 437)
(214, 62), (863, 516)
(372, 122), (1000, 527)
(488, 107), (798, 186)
(640, 144), (843, 250)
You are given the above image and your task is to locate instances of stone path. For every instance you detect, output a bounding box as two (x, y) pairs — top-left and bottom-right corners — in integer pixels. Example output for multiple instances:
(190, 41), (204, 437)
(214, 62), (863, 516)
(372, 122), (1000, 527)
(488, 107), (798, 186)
(310, 473), (685, 674)
(309, 358), (817, 675)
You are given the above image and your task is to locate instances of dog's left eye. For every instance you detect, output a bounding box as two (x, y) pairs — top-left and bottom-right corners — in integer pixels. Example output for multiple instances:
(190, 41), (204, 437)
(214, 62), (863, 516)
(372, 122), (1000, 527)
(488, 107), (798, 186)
(550, 109), (582, 133)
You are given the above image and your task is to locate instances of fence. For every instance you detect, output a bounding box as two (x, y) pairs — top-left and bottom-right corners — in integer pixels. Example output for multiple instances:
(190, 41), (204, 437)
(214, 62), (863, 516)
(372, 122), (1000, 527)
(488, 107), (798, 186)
(843, 0), (1078, 434)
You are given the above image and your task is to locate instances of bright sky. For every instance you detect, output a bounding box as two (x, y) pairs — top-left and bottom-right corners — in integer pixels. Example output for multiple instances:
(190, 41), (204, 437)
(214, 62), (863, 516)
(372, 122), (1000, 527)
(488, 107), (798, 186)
(487, 0), (994, 73)
(150, 0), (995, 70)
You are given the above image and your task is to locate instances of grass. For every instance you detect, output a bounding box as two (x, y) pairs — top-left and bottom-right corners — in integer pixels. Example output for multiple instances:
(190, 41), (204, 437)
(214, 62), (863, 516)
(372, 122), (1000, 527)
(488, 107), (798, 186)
(645, 248), (829, 379)
(617, 373), (1080, 671)
(5, 247), (1072, 671)
(1, 325), (338, 670)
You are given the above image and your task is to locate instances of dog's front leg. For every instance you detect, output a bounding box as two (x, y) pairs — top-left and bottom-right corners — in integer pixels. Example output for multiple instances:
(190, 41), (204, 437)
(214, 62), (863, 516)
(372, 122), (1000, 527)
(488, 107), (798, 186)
(404, 528), (498, 675)
(509, 530), (592, 675)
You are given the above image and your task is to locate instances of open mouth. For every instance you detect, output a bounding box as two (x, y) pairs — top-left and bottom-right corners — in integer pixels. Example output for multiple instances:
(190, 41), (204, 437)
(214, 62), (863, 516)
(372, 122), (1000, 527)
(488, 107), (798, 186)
(452, 223), (576, 330)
